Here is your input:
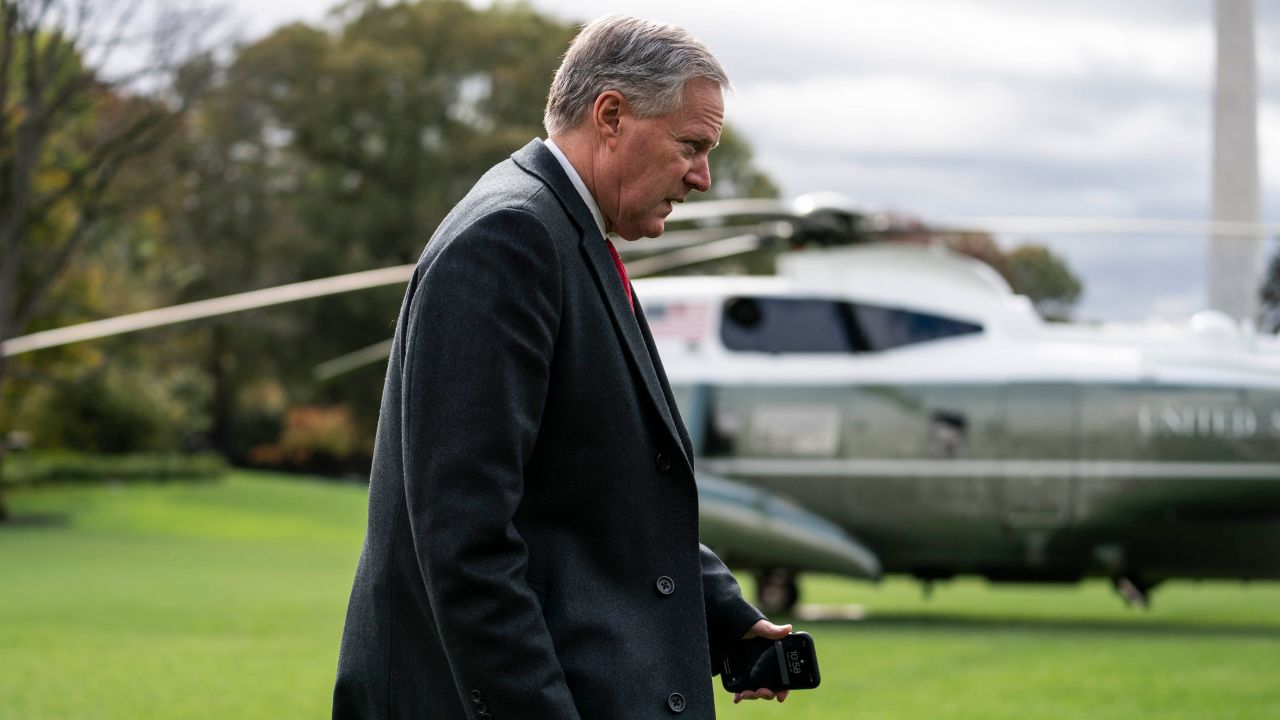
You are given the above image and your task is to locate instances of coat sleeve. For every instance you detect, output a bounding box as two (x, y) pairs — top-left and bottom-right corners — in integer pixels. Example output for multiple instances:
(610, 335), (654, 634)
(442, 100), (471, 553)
(400, 208), (581, 720)
(699, 543), (766, 675)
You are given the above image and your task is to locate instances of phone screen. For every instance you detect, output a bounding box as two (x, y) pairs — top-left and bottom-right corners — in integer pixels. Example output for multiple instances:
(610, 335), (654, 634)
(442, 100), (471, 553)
(721, 632), (820, 693)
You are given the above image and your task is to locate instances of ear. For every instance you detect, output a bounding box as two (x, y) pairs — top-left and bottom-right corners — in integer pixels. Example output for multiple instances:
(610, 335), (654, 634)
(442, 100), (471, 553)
(592, 90), (626, 144)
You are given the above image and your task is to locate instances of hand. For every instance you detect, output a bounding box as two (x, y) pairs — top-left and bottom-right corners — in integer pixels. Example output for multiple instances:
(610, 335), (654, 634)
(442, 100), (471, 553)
(732, 618), (793, 704)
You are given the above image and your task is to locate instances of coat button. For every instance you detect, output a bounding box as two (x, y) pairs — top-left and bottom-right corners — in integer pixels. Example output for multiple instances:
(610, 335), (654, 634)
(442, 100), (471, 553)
(469, 690), (483, 703)
(667, 692), (686, 713)
(656, 452), (672, 473)
(656, 576), (675, 596)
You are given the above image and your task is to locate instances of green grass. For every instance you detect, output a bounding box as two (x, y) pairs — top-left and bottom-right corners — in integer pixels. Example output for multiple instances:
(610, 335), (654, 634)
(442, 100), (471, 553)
(3, 473), (1280, 719)
(1, 473), (367, 720)
(732, 576), (1280, 719)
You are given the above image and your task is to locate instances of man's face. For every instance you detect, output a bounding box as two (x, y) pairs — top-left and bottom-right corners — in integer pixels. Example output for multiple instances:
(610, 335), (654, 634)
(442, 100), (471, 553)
(601, 78), (724, 241)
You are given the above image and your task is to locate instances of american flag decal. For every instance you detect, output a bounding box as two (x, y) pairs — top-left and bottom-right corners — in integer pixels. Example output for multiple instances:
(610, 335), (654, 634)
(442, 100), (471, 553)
(646, 302), (710, 342)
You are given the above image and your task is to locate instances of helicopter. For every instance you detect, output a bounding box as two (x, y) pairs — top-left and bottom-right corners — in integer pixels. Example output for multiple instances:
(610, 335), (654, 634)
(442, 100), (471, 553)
(638, 236), (1280, 613)
(6, 193), (1280, 612)
(618, 198), (1280, 612)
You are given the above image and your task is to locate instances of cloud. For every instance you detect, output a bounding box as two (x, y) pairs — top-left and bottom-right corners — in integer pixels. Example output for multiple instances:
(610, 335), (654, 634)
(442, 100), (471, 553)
(662, 1), (1214, 90)
(731, 74), (1204, 161)
(224, 0), (1280, 322)
(728, 72), (1210, 218)
(1016, 235), (1208, 322)
(728, 75), (1023, 158)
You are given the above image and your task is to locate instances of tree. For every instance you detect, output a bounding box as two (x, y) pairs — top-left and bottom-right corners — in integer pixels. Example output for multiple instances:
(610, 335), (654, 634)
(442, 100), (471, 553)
(704, 125), (779, 200)
(0, 0), (217, 518)
(1, 0), (782, 481)
(155, 1), (581, 463)
(941, 231), (1008, 279)
(1004, 243), (1083, 321)
(1260, 250), (1280, 333)
(932, 231), (1083, 321)
(166, 0), (781, 466)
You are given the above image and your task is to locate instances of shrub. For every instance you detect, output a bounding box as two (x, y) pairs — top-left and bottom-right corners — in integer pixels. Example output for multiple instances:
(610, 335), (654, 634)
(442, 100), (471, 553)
(8, 363), (213, 454)
(248, 404), (368, 475)
(0, 451), (227, 487)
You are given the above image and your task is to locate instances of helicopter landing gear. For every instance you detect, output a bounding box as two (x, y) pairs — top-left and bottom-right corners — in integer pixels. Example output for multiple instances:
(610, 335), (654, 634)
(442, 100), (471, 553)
(755, 568), (799, 615)
(1112, 575), (1159, 609)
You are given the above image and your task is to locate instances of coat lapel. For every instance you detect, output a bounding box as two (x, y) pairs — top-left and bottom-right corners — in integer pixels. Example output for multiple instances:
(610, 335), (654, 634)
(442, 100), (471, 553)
(578, 235), (691, 471)
(635, 300), (696, 467)
(511, 140), (690, 472)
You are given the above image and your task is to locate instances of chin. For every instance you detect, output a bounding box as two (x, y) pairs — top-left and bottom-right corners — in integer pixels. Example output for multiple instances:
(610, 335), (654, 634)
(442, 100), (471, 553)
(616, 222), (665, 241)
(641, 219), (667, 239)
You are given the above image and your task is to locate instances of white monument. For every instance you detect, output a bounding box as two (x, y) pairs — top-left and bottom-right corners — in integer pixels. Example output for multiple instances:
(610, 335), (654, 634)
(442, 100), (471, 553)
(1209, 0), (1262, 321)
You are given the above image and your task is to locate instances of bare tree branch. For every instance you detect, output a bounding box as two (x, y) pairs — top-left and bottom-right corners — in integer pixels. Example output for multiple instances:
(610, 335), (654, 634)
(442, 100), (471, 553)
(28, 102), (171, 229)
(0, 8), (46, 268)
(33, 64), (93, 126)
(19, 3), (41, 114)
(78, 0), (142, 85)
(28, 0), (56, 31)
(0, 30), (18, 337)
(13, 169), (109, 332)
(38, 2), (78, 85)
(1, 0), (217, 334)
(0, 2), (17, 133)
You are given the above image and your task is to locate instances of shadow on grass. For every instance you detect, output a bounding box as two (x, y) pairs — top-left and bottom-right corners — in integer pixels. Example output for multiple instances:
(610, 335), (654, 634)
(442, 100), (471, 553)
(0, 512), (71, 529)
(785, 610), (1280, 640)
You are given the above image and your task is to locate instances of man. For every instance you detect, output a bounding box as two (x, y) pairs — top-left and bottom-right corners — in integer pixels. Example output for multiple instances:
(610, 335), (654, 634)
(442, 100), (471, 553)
(333, 15), (790, 719)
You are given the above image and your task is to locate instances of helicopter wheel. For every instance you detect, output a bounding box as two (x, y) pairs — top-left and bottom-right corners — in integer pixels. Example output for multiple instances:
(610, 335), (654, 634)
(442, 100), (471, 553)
(755, 568), (799, 616)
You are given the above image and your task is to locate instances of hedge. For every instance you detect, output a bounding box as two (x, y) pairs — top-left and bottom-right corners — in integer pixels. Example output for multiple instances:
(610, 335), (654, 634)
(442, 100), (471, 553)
(0, 451), (227, 487)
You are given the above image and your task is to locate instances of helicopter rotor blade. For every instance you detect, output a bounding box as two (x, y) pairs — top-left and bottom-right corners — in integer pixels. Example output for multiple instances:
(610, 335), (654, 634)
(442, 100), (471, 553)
(1, 264), (416, 357)
(12, 199), (1275, 363)
(314, 339), (396, 382)
(613, 224), (765, 256)
(625, 232), (769, 278)
(666, 198), (796, 223)
(925, 217), (1278, 239)
(310, 230), (777, 381)
(661, 197), (1280, 242)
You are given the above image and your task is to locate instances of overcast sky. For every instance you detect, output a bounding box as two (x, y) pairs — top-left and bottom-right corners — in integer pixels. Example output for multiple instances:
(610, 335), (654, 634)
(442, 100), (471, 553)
(223, 0), (1279, 323)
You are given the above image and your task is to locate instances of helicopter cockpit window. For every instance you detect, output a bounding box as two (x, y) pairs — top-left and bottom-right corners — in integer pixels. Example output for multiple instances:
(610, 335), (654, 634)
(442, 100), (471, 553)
(853, 304), (983, 351)
(720, 296), (982, 353)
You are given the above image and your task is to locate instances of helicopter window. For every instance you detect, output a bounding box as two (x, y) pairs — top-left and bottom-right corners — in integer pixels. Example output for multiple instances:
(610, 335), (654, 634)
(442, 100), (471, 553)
(720, 297), (981, 353)
(852, 305), (983, 351)
(721, 297), (856, 353)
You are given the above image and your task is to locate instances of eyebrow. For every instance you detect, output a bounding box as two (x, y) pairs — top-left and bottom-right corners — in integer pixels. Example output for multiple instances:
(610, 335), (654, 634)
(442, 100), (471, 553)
(689, 135), (720, 151)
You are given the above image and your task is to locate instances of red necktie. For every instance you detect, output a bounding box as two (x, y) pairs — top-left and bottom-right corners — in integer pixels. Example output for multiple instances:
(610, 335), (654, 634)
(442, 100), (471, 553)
(605, 239), (634, 312)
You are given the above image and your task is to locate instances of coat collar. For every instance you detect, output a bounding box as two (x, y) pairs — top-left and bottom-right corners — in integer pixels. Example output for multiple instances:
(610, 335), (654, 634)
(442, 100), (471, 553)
(512, 139), (600, 242)
(511, 139), (691, 472)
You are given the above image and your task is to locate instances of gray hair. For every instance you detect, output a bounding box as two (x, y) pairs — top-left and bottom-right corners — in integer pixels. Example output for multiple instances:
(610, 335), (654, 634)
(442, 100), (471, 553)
(543, 15), (730, 136)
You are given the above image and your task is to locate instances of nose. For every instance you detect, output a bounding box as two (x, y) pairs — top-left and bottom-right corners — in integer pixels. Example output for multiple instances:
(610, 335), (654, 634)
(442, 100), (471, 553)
(685, 154), (711, 194)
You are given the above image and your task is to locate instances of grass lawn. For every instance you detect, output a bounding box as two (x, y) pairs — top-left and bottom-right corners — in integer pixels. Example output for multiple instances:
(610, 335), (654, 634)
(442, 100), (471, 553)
(3, 472), (1279, 719)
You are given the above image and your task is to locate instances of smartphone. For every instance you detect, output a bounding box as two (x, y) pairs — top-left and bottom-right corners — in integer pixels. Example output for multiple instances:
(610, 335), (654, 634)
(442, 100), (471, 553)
(720, 631), (821, 693)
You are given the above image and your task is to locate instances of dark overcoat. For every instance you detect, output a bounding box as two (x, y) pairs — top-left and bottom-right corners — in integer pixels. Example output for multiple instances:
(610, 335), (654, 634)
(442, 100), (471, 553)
(332, 139), (762, 720)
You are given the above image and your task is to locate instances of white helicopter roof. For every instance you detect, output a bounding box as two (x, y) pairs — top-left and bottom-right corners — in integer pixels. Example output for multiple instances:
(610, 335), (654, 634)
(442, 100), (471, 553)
(635, 241), (1040, 336)
(631, 242), (1280, 389)
(637, 241), (1016, 318)
(775, 242), (1014, 320)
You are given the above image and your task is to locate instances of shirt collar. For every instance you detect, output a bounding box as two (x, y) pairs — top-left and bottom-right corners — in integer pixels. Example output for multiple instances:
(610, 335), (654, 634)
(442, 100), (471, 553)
(543, 138), (607, 241)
